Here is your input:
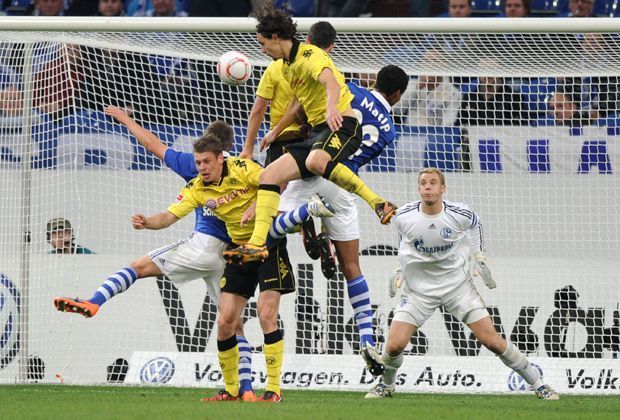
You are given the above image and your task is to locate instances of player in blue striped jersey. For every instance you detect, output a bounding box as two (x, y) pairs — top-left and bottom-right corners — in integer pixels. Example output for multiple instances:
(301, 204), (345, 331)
(259, 59), (409, 376)
(54, 107), (334, 401)
(344, 71), (402, 174)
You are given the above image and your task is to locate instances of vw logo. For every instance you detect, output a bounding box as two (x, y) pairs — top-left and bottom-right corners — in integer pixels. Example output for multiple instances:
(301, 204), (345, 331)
(507, 363), (544, 391)
(140, 357), (175, 384)
(0, 274), (20, 370)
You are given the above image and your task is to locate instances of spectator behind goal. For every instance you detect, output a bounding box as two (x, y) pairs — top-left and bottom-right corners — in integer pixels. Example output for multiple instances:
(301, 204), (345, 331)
(46, 217), (94, 255)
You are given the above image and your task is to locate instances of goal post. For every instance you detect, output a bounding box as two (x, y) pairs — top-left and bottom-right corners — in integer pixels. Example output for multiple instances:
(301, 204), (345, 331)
(0, 16), (619, 394)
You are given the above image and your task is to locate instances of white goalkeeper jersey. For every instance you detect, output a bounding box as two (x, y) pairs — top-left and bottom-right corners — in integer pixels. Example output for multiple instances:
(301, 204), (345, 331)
(394, 200), (484, 296)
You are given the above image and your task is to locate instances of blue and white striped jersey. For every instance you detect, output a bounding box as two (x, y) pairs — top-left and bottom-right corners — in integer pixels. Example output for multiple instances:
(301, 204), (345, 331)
(163, 148), (231, 244)
(344, 82), (397, 174)
(394, 200), (484, 295)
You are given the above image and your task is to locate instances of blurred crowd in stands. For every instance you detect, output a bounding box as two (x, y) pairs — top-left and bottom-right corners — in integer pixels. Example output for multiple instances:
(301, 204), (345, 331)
(0, 0), (619, 135)
(1, 0), (619, 18)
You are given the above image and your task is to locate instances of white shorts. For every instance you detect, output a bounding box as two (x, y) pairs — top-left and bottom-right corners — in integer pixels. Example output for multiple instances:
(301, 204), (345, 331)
(279, 177), (359, 241)
(147, 232), (227, 301)
(393, 279), (488, 327)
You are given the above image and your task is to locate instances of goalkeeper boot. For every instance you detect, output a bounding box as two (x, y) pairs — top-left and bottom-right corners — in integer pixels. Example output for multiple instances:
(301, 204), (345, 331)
(361, 343), (385, 376)
(301, 219), (321, 260)
(317, 232), (337, 279)
(223, 243), (268, 265)
(374, 201), (397, 225)
(257, 390), (283, 403)
(364, 383), (395, 399)
(53, 297), (99, 318)
(307, 193), (336, 218)
(201, 390), (239, 402)
(535, 384), (560, 400)
(240, 390), (258, 402)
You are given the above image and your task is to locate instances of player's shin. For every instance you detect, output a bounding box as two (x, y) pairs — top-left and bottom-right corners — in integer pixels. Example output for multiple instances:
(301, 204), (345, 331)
(248, 185), (281, 246)
(498, 341), (544, 389)
(237, 335), (253, 394)
(323, 161), (383, 208)
(263, 329), (284, 395)
(89, 267), (139, 306)
(347, 276), (375, 347)
(381, 351), (404, 386)
(217, 335), (240, 397)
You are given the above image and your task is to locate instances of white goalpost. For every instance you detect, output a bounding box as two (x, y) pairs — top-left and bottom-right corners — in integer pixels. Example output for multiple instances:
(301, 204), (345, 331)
(0, 16), (619, 394)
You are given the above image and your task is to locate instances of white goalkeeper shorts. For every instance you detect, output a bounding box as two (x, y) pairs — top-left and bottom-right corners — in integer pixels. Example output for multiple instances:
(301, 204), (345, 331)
(280, 177), (359, 241)
(393, 279), (488, 328)
(147, 231), (227, 301)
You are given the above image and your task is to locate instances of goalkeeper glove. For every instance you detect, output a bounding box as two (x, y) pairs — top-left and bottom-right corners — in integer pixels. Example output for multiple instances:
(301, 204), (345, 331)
(473, 252), (496, 289)
(389, 268), (405, 298)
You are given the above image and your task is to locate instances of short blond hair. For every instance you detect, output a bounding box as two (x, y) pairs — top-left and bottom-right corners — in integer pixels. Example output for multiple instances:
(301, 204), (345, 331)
(418, 167), (446, 185)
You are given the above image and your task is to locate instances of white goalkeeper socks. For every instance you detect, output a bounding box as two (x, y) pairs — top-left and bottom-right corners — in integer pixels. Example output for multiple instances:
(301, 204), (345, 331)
(499, 341), (544, 389)
(381, 351), (403, 386)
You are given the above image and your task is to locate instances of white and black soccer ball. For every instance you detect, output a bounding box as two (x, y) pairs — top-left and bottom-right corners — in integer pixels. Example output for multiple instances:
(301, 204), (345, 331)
(217, 51), (252, 86)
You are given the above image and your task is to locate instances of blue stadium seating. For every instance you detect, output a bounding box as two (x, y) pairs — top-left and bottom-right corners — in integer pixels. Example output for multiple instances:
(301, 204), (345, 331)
(530, 0), (563, 16)
(471, 0), (502, 15)
(274, 0), (316, 17)
(594, 0), (620, 17)
(520, 77), (557, 113)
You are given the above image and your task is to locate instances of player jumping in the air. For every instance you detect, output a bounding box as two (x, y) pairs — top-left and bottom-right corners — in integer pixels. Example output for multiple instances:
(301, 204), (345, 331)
(224, 5), (397, 264)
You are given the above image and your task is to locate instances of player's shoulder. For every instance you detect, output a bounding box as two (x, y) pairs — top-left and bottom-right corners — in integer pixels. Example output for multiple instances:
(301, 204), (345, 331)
(444, 200), (475, 220)
(265, 59), (284, 75)
(228, 156), (260, 172)
(184, 174), (201, 189)
(299, 43), (330, 62)
(396, 201), (421, 217)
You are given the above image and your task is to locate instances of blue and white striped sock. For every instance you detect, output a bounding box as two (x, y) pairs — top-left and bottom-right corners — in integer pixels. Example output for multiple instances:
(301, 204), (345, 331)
(88, 267), (138, 306)
(237, 335), (253, 393)
(266, 204), (311, 246)
(347, 275), (375, 347)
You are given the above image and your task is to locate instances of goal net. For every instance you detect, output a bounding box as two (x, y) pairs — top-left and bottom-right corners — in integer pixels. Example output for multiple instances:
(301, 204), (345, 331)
(0, 17), (619, 394)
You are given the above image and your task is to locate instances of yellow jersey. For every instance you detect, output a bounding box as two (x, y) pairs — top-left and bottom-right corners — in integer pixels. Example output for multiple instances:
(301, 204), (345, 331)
(167, 157), (263, 244)
(257, 59), (301, 135)
(283, 39), (353, 127)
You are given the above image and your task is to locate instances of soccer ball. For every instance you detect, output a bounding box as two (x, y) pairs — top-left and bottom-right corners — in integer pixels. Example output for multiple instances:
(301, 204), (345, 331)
(217, 51), (252, 86)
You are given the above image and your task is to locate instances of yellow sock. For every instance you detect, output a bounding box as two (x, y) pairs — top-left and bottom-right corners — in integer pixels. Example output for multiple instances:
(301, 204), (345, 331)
(248, 187), (280, 246)
(218, 346), (239, 397)
(264, 339), (284, 395)
(327, 163), (383, 208)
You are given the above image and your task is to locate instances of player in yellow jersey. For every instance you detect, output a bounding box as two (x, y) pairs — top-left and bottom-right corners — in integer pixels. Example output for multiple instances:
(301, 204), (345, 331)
(241, 21), (339, 279)
(240, 57), (305, 163)
(225, 5), (397, 263)
(135, 135), (333, 403)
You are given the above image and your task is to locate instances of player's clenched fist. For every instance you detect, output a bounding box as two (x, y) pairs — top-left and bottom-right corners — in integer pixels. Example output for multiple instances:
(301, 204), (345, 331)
(132, 214), (147, 229)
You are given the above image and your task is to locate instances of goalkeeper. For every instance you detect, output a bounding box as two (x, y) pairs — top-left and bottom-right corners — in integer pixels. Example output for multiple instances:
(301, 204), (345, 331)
(366, 168), (559, 401)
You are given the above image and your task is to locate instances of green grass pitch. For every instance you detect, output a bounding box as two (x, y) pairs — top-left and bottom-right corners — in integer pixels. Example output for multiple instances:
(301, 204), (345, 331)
(1, 385), (619, 419)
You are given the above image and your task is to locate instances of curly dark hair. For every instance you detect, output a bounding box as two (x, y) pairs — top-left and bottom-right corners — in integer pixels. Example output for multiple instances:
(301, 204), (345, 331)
(253, 4), (297, 40)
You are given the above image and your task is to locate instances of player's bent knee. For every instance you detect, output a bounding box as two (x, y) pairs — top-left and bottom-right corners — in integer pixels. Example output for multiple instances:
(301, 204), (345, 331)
(130, 256), (159, 278)
(305, 152), (328, 176)
(217, 311), (238, 334)
(386, 340), (407, 357)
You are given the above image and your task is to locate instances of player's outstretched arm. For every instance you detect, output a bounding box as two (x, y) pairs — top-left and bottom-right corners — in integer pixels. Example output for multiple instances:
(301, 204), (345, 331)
(132, 211), (179, 230)
(105, 106), (168, 160)
(241, 96), (270, 159)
